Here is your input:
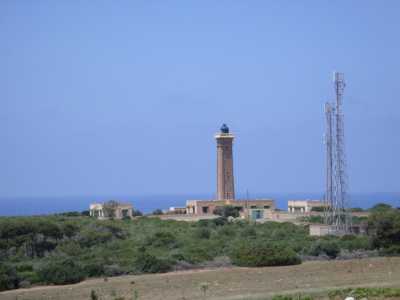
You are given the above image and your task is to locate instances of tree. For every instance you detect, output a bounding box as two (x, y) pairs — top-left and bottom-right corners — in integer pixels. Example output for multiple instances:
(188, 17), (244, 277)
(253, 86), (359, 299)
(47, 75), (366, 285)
(369, 203), (392, 213)
(81, 210), (90, 216)
(152, 209), (164, 215)
(132, 209), (143, 217)
(368, 207), (400, 248)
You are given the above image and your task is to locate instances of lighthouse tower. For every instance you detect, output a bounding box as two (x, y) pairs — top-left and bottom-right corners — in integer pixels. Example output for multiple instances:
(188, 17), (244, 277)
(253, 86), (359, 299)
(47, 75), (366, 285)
(215, 124), (235, 201)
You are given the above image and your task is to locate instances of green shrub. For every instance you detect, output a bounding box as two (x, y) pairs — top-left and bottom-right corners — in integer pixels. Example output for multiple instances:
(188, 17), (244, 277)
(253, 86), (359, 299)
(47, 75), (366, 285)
(311, 207), (325, 212)
(181, 245), (213, 263)
(272, 295), (313, 300)
(145, 231), (178, 249)
(218, 226), (236, 238)
(369, 203), (393, 212)
(18, 271), (40, 284)
(90, 289), (99, 300)
(241, 227), (257, 238)
(103, 264), (124, 276)
(379, 245), (400, 256)
(56, 240), (83, 256)
(38, 257), (85, 285)
(338, 235), (371, 251)
(15, 263), (33, 272)
(133, 252), (173, 273)
(368, 208), (400, 248)
(132, 210), (143, 217)
(152, 209), (164, 215)
(309, 240), (340, 258)
(328, 287), (400, 299)
(195, 227), (211, 239)
(230, 241), (301, 267)
(83, 262), (105, 277)
(0, 263), (19, 291)
(213, 217), (228, 226)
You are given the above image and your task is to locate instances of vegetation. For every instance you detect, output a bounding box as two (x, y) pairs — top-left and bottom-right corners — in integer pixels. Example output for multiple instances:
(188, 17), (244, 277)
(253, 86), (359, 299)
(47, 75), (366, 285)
(271, 295), (313, 300)
(0, 203), (399, 291)
(267, 287), (400, 300)
(310, 207), (325, 212)
(368, 204), (400, 252)
(230, 241), (301, 267)
(152, 209), (164, 215)
(328, 287), (400, 299)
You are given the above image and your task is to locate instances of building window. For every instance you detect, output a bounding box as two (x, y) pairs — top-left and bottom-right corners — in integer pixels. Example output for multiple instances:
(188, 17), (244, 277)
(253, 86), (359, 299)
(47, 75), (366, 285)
(264, 206), (270, 209)
(251, 210), (264, 220)
(202, 207), (209, 213)
(250, 205), (257, 209)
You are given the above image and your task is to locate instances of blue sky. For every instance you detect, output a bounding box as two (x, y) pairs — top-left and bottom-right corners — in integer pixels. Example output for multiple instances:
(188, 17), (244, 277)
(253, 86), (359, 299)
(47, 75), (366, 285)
(1, 1), (399, 198)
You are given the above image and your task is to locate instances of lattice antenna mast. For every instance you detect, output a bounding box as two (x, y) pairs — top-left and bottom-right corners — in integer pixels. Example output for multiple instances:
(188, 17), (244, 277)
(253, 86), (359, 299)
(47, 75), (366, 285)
(324, 72), (351, 234)
(324, 102), (335, 225)
(333, 72), (350, 233)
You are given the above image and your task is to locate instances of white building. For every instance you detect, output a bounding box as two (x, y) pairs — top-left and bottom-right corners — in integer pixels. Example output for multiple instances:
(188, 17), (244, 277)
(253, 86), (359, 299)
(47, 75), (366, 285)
(89, 201), (133, 220)
(288, 200), (327, 213)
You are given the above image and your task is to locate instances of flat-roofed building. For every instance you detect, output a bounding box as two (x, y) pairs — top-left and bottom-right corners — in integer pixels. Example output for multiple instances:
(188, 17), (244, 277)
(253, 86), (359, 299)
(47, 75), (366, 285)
(166, 207), (187, 214)
(288, 200), (327, 213)
(186, 199), (275, 220)
(89, 201), (133, 220)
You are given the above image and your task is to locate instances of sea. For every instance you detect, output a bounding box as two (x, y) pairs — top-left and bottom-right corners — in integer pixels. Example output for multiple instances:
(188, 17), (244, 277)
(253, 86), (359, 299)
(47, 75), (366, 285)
(0, 192), (399, 217)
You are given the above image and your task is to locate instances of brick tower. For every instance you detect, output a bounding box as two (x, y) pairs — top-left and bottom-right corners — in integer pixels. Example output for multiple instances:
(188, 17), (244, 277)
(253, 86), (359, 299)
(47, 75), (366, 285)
(215, 124), (235, 200)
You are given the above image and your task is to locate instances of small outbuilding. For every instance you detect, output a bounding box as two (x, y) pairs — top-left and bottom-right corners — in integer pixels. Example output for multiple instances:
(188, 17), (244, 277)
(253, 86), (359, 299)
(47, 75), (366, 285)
(288, 200), (327, 213)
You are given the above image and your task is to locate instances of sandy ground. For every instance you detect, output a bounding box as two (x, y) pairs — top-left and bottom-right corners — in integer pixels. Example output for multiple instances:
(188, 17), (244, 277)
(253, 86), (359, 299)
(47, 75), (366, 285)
(1, 257), (400, 300)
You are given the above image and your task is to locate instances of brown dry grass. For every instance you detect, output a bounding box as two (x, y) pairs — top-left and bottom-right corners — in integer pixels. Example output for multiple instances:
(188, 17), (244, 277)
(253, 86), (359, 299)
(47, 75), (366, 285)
(1, 257), (400, 300)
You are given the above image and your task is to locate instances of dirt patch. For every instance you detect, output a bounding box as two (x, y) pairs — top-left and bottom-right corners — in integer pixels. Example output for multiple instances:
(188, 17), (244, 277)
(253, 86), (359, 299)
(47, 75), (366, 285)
(1, 257), (400, 300)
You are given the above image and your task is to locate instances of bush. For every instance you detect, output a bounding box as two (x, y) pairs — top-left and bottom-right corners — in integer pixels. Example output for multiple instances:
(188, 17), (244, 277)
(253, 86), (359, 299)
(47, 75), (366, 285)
(309, 240), (340, 258)
(133, 252), (173, 273)
(181, 245), (213, 263)
(213, 217), (228, 226)
(195, 227), (211, 239)
(328, 287), (400, 299)
(19, 280), (31, 288)
(339, 235), (371, 251)
(0, 263), (19, 291)
(83, 262), (105, 277)
(230, 241), (301, 267)
(103, 264), (124, 276)
(132, 210), (143, 217)
(369, 203), (393, 212)
(145, 231), (178, 249)
(368, 208), (400, 248)
(18, 271), (40, 284)
(272, 295), (313, 300)
(379, 245), (400, 256)
(241, 227), (257, 238)
(152, 209), (164, 215)
(311, 207), (325, 212)
(38, 257), (85, 285)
